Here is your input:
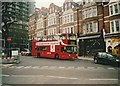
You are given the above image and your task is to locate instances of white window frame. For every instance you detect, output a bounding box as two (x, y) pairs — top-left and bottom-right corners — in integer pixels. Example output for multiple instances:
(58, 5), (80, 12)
(109, 2), (120, 16)
(110, 19), (120, 33)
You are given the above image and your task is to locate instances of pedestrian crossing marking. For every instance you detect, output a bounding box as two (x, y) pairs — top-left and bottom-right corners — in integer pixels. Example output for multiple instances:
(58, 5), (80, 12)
(7, 65), (117, 70)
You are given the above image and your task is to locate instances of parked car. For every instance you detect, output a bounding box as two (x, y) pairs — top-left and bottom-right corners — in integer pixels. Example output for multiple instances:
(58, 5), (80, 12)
(21, 49), (31, 56)
(94, 52), (120, 67)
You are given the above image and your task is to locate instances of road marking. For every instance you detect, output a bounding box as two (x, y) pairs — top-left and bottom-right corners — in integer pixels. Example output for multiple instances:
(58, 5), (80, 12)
(2, 74), (79, 80)
(47, 75), (79, 80)
(67, 66), (74, 69)
(76, 67), (85, 70)
(32, 66), (40, 69)
(107, 68), (115, 70)
(2, 74), (118, 81)
(48, 66), (56, 69)
(58, 66), (65, 69)
(2, 74), (44, 77)
(24, 66), (32, 69)
(87, 67), (95, 69)
(89, 78), (118, 81)
(16, 66), (24, 69)
(1, 74), (10, 77)
(7, 66), (118, 70)
(1, 64), (15, 68)
(40, 66), (49, 69)
(9, 66), (16, 68)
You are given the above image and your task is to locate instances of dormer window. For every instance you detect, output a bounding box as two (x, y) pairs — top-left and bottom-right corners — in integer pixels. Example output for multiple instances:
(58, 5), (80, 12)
(64, 2), (71, 11)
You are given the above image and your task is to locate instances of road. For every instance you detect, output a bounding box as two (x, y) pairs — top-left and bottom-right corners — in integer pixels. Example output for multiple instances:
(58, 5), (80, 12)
(1, 56), (120, 85)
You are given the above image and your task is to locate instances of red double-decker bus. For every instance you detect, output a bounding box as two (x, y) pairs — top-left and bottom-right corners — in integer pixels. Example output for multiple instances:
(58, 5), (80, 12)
(32, 33), (78, 59)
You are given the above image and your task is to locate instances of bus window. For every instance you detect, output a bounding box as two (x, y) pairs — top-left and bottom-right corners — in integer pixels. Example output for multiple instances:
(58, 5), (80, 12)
(61, 46), (77, 54)
(36, 46), (47, 51)
(53, 36), (59, 40)
(67, 46), (77, 54)
(43, 37), (47, 41)
(48, 36), (52, 40)
(68, 34), (76, 40)
(38, 37), (43, 41)
(41, 47), (47, 51)
(60, 34), (66, 40)
(61, 47), (67, 52)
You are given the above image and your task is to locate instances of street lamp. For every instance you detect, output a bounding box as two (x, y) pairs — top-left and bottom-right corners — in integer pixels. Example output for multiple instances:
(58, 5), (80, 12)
(96, 0), (109, 52)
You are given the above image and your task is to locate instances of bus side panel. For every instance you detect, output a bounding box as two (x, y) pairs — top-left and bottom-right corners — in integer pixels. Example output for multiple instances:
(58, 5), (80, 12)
(55, 45), (69, 59)
(32, 41), (37, 56)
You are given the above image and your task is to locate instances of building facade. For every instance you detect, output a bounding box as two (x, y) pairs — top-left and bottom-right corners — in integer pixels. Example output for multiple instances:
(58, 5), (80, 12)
(105, 0), (120, 56)
(78, 2), (110, 56)
(2, 2), (32, 49)
(36, 7), (48, 39)
(46, 3), (61, 35)
(28, 8), (40, 40)
(60, 0), (81, 35)
(29, 0), (120, 56)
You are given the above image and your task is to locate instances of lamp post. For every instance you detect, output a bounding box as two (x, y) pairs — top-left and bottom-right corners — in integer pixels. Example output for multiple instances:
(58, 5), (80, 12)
(96, 0), (109, 52)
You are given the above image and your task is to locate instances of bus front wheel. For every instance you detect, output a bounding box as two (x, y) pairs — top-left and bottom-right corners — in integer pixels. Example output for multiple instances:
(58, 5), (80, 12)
(37, 53), (41, 58)
(54, 54), (59, 59)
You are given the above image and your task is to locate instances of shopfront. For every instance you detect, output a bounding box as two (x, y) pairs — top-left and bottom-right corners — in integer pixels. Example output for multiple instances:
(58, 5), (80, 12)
(78, 33), (105, 56)
(105, 34), (120, 56)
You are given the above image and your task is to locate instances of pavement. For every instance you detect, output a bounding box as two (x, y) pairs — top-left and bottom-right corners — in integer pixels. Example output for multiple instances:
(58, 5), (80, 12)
(78, 56), (93, 61)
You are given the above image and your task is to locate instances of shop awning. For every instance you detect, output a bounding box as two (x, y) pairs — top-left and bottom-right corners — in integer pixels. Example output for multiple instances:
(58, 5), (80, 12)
(78, 35), (100, 40)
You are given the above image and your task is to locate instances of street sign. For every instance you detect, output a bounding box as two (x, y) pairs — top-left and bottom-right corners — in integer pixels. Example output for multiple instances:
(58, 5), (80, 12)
(7, 37), (12, 43)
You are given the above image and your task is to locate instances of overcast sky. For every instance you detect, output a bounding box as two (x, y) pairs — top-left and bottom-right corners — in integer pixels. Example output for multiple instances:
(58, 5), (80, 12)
(35, 0), (81, 8)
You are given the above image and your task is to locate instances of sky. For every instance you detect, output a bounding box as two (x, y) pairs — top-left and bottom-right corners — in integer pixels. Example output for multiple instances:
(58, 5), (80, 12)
(35, 0), (81, 8)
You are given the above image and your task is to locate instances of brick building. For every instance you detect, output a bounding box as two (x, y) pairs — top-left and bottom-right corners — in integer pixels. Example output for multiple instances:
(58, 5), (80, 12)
(105, 0), (120, 56)
(35, 7), (48, 40)
(45, 3), (61, 35)
(29, 0), (120, 56)
(60, 0), (80, 35)
(78, 2), (109, 56)
(28, 8), (39, 40)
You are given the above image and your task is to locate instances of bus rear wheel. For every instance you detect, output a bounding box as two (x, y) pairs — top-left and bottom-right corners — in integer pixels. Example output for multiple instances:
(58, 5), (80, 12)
(37, 53), (41, 58)
(54, 54), (59, 59)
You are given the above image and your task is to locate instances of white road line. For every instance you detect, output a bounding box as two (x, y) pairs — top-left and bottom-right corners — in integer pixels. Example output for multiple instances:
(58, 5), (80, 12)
(88, 67), (95, 69)
(97, 67), (105, 69)
(32, 66), (40, 69)
(16, 66), (24, 69)
(9, 66), (16, 68)
(24, 66), (32, 69)
(48, 66), (56, 69)
(39, 66), (49, 69)
(1, 74), (10, 77)
(89, 78), (118, 81)
(108, 68), (115, 70)
(58, 66), (65, 69)
(76, 67), (85, 70)
(1, 74), (79, 80)
(1, 64), (14, 67)
(47, 75), (79, 80)
(67, 66), (74, 69)
(2, 74), (44, 77)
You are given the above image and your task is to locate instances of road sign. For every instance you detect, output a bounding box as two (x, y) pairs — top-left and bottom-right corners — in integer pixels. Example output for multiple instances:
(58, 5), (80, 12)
(7, 37), (12, 43)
